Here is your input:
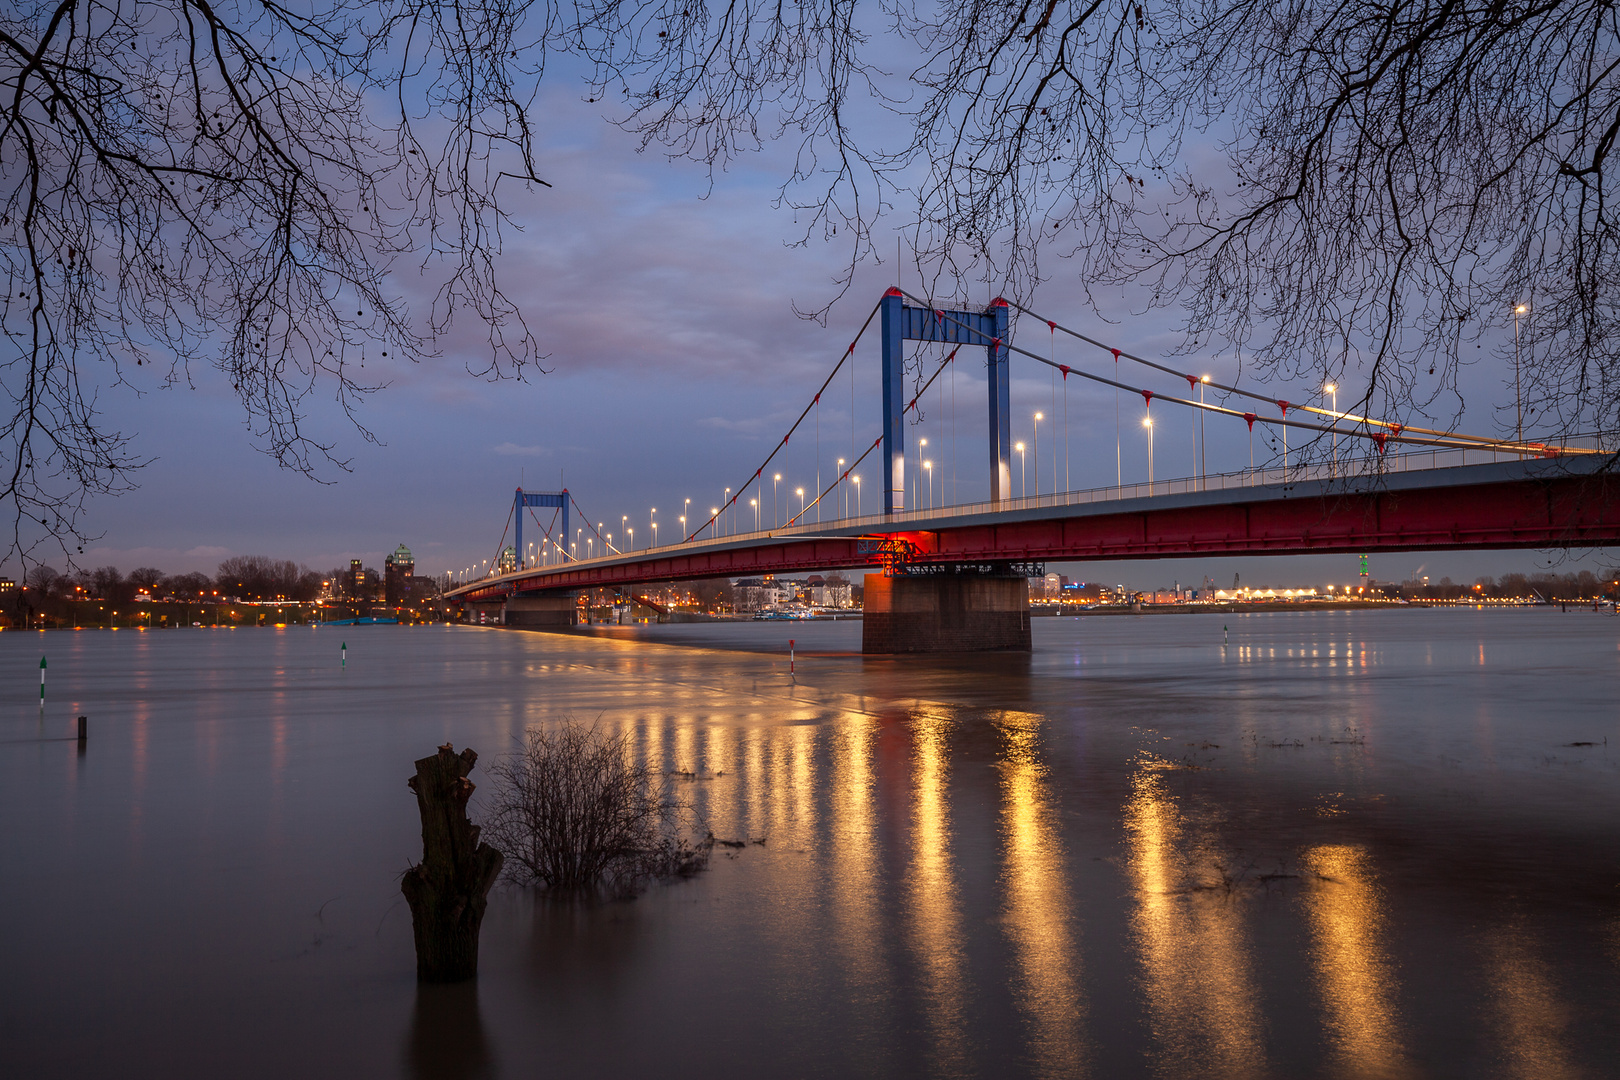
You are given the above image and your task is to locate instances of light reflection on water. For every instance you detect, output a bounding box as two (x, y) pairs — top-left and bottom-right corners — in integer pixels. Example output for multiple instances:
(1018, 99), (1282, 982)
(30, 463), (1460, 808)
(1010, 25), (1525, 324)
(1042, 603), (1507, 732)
(1126, 757), (1265, 1078)
(1299, 845), (1406, 1079)
(3, 610), (1620, 1078)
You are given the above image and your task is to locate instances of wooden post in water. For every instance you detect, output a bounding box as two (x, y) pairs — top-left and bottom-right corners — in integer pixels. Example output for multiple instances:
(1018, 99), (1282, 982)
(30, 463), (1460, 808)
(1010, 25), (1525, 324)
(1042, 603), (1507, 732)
(401, 744), (503, 983)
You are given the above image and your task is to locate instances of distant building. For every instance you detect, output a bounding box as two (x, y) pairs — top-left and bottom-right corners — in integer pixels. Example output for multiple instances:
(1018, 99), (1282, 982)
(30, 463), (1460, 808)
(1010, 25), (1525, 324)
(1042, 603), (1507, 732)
(384, 543), (414, 605)
(497, 546), (517, 574)
(809, 575), (853, 608)
(349, 559), (365, 598)
(733, 576), (795, 612)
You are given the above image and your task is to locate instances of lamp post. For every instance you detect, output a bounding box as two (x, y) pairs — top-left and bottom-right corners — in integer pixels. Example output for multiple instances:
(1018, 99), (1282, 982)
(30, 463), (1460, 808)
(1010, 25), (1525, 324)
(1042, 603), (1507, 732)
(916, 439), (927, 509)
(924, 460), (933, 509)
(772, 474), (781, 527)
(1514, 303), (1527, 443)
(651, 508), (658, 548)
(1324, 382), (1338, 474)
(621, 515), (628, 548)
(751, 498), (759, 531)
(1016, 442), (1026, 498)
(796, 487), (805, 522)
(1032, 413), (1042, 498)
(1143, 415), (1155, 486)
(836, 458), (845, 517)
(853, 475), (861, 516)
(684, 498), (692, 539)
(627, 527), (634, 550)
(723, 489), (730, 535)
(1199, 376), (1210, 489)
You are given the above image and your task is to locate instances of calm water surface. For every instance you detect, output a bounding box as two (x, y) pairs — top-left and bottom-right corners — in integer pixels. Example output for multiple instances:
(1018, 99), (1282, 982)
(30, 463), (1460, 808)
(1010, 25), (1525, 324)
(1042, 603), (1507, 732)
(3, 610), (1619, 1079)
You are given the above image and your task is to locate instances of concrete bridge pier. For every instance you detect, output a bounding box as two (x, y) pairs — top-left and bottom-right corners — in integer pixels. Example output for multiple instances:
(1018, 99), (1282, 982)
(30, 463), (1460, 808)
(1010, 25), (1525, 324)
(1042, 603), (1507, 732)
(861, 573), (1031, 653)
(502, 594), (578, 628)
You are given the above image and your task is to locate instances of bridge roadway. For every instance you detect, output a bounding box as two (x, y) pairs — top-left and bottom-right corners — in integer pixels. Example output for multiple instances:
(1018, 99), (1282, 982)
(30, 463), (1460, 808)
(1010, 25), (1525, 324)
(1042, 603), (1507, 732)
(447, 447), (1620, 605)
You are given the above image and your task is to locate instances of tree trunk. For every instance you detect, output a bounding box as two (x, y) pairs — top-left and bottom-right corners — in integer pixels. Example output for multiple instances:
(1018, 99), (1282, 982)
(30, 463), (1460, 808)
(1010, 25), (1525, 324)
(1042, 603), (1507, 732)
(402, 743), (504, 982)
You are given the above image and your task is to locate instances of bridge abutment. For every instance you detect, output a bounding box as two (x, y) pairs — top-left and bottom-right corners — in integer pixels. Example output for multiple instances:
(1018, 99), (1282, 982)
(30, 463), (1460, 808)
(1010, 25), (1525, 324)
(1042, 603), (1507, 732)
(502, 595), (577, 628)
(861, 573), (1031, 653)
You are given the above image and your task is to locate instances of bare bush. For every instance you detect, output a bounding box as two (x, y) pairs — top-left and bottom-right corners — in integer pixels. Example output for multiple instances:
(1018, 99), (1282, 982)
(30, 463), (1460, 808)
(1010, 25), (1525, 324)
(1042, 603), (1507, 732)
(482, 722), (710, 896)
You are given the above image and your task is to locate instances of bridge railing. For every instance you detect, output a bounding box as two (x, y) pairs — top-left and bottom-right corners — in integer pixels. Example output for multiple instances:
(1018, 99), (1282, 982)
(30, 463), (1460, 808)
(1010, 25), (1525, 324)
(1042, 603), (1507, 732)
(457, 435), (1611, 587)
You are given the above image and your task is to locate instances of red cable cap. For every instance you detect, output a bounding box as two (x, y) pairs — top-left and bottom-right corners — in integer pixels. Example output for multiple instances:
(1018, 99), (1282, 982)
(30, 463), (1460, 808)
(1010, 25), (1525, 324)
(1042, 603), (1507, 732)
(1243, 412), (1256, 429)
(992, 297), (1008, 307)
(1142, 390), (1154, 406)
(1278, 400), (1290, 415)
(1059, 364), (1070, 378)
(884, 286), (903, 297)
(1047, 320), (1056, 330)
(1111, 348), (1121, 360)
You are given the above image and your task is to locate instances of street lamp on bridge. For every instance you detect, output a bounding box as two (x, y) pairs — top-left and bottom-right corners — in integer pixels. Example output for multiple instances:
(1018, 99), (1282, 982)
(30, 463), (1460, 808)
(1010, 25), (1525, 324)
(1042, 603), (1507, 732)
(1032, 413), (1042, 498)
(1143, 415), (1155, 485)
(796, 488), (805, 523)
(1015, 442), (1026, 498)
(853, 475), (861, 516)
(751, 497), (759, 531)
(773, 474), (781, 527)
(1514, 303), (1528, 442)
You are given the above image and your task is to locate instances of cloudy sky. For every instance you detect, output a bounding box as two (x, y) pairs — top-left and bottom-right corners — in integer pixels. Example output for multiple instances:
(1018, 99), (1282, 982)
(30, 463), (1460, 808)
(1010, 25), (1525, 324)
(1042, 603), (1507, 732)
(38, 60), (1612, 590)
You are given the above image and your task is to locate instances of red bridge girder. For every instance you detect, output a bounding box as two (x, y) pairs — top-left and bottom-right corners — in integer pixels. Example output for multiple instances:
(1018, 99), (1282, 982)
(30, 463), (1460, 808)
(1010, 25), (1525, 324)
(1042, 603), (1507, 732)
(451, 460), (1620, 602)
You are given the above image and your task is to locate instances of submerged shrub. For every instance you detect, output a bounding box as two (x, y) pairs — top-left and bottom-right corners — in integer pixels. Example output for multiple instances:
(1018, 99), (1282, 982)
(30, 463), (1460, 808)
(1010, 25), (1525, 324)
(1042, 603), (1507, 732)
(483, 722), (710, 895)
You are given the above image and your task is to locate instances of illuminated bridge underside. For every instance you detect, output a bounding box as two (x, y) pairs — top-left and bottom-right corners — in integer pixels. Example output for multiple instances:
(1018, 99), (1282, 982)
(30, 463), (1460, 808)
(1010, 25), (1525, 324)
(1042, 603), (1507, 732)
(450, 458), (1620, 603)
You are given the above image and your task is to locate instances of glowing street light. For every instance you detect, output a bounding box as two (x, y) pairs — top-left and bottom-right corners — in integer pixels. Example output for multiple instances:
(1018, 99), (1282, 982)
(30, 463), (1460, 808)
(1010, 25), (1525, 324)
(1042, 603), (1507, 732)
(917, 439), (927, 508)
(836, 458), (846, 517)
(1514, 303), (1528, 442)
(1324, 382), (1338, 472)
(853, 474), (861, 516)
(1199, 375), (1210, 489)
(796, 487), (805, 522)
(772, 474), (781, 527)
(1015, 441), (1026, 498)
(924, 459), (934, 509)
(1143, 415), (1155, 485)
(1032, 412), (1042, 498)
(751, 497), (759, 531)
(651, 508), (658, 548)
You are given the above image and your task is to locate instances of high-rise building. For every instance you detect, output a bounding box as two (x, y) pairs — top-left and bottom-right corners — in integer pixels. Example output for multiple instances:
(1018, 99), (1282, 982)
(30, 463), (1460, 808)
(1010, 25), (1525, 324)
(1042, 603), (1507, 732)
(349, 559), (365, 598)
(384, 543), (414, 605)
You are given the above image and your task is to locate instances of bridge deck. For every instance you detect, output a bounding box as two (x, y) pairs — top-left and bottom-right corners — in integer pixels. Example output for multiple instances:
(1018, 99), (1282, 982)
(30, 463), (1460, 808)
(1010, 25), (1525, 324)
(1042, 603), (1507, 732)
(447, 448), (1618, 601)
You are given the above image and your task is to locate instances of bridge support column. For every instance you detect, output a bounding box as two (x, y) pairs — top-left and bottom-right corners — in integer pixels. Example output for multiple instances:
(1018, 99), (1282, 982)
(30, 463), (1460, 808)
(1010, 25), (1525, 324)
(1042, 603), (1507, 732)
(861, 573), (1030, 653)
(503, 594), (577, 629)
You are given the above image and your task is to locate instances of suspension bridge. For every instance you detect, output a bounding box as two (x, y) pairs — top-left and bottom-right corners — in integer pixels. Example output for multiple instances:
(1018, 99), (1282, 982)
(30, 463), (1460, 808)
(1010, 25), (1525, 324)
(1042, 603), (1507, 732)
(445, 288), (1620, 652)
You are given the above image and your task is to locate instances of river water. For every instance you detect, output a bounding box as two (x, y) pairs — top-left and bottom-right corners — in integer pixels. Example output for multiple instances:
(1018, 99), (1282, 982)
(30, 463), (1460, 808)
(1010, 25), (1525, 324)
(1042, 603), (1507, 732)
(3, 610), (1618, 1079)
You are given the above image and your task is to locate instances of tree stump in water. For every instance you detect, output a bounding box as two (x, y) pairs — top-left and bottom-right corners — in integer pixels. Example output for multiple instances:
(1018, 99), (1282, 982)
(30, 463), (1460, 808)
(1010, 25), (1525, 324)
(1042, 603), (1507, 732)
(402, 743), (504, 982)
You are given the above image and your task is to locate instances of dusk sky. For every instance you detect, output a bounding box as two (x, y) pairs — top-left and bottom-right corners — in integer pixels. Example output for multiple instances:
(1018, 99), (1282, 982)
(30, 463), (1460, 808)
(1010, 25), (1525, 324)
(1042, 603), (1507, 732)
(37, 61), (1613, 591)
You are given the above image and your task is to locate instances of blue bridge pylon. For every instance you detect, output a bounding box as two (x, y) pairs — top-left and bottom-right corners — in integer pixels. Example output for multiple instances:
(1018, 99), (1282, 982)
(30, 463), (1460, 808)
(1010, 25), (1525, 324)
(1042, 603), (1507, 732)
(880, 288), (1010, 512)
(514, 488), (569, 568)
